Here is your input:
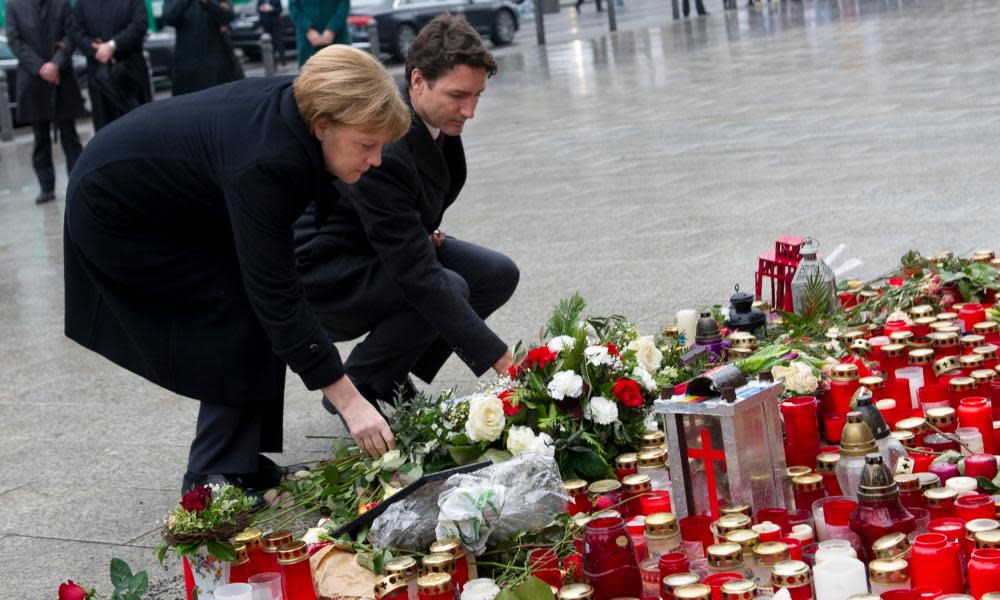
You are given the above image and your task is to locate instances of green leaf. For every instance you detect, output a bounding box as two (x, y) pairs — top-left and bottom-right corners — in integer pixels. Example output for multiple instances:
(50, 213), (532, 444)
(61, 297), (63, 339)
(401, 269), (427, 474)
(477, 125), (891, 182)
(323, 465), (342, 485)
(566, 446), (612, 480)
(206, 540), (237, 562)
(129, 571), (149, 596)
(495, 590), (518, 600)
(978, 476), (1000, 495)
(111, 590), (124, 600)
(546, 292), (587, 338)
(514, 576), (555, 600)
(155, 543), (169, 564)
(356, 552), (376, 573)
(483, 448), (513, 464)
(448, 444), (482, 465)
(110, 557), (132, 590)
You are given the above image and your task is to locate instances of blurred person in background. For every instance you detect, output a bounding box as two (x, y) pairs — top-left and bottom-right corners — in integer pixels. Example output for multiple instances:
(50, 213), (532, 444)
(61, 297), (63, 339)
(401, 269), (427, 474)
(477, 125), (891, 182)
(162, 0), (245, 95)
(289, 0), (350, 66)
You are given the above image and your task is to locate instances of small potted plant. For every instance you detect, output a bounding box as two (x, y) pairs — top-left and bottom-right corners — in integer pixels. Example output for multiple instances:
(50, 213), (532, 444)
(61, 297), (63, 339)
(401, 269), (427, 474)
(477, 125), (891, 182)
(156, 484), (257, 600)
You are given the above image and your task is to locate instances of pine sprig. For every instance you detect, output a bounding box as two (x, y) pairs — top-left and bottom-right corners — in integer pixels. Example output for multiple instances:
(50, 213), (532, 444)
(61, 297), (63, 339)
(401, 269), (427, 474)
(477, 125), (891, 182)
(545, 293), (587, 338)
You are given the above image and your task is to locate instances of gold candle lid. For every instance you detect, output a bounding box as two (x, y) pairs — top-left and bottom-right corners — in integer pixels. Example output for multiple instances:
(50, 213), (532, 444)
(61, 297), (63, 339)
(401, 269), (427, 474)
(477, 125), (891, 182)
(674, 584), (712, 600)
(960, 354), (985, 369)
(881, 343), (907, 357)
(925, 487), (959, 507)
(934, 355), (962, 377)
(720, 504), (752, 518)
(962, 334), (987, 349)
(429, 537), (465, 558)
(721, 579), (757, 600)
(375, 574), (409, 599)
(896, 416), (927, 434)
(831, 363), (860, 382)
(232, 543), (249, 567)
(726, 529), (761, 554)
(893, 474), (920, 493)
(421, 552), (455, 574)
(615, 453), (638, 469)
(937, 312), (959, 322)
(233, 527), (263, 547)
(707, 542), (744, 569)
(715, 514), (752, 536)
(840, 412), (878, 457)
(868, 558), (909, 585)
(918, 472), (941, 491)
(966, 518), (999, 539)
(664, 573), (701, 590)
(859, 376), (885, 390)
(792, 473), (824, 493)
(975, 321), (999, 335)
(908, 348), (935, 365)
(638, 448), (668, 469)
(564, 479), (588, 493)
(914, 316), (938, 328)
(983, 594), (1000, 600)
(816, 453), (840, 473)
(588, 479), (622, 495)
(949, 377), (977, 392)
(939, 325), (962, 335)
(911, 305), (934, 318)
(277, 540), (309, 565)
(641, 430), (666, 447)
(972, 369), (997, 384)
(730, 347), (755, 359)
(786, 466), (813, 479)
(663, 325), (681, 338)
(592, 510), (621, 519)
(890, 331), (914, 345)
(841, 330), (864, 344)
(417, 573), (453, 594)
(975, 344), (1000, 359)
(770, 560), (812, 589)
(262, 530), (293, 553)
(730, 331), (757, 348)
(622, 474), (652, 493)
(872, 531), (911, 559)
(384, 556), (419, 579)
(976, 529), (1000, 550)
(892, 431), (916, 448)
(558, 583), (594, 600)
(645, 512), (679, 536)
(753, 541), (790, 566)
(930, 331), (960, 347)
(926, 407), (957, 428)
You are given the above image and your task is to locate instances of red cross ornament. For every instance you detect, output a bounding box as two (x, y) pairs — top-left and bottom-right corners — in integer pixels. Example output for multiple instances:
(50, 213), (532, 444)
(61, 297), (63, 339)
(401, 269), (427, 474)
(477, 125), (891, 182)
(685, 428), (727, 519)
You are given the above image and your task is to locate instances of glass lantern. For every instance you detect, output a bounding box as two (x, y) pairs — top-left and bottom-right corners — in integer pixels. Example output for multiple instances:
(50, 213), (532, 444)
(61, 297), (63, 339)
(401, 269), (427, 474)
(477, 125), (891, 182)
(791, 238), (838, 317)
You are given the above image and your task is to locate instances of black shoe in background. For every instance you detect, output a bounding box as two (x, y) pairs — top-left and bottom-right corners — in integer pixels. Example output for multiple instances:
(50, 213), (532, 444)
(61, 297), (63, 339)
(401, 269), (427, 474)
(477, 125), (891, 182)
(35, 190), (55, 205)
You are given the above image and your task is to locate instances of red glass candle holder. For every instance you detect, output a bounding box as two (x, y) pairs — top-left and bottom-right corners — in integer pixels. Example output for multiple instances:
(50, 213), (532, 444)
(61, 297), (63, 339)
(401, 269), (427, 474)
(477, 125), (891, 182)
(658, 552), (689, 600)
(885, 320), (911, 338)
(910, 533), (963, 593)
(824, 412), (847, 443)
(969, 548), (1000, 600)
(704, 573), (744, 600)
(830, 377), (861, 415)
(781, 397), (821, 470)
(753, 521), (782, 543)
(959, 396), (997, 454)
(680, 515), (714, 559)
(910, 448), (935, 473)
(919, 382), (950, 411)
(881, 591), (919, 600)
(965, 454), (1000, 482)
(780, 536), (803, 560)
(278, 543), (318, 600)
(911, 586), (943, 600)
(528, 548), (563, 589)
(961, 304), (988, 333)
(955, 493), (996, 523)
(582, 517), (642, 598)
(881, 345), (909, 382)
(929, 517), (966, 544)
(990, 380), (1000, 420)
(755, 508), (790, 533)
(640, 490), (671, 516)
(229, 560), (249, 585)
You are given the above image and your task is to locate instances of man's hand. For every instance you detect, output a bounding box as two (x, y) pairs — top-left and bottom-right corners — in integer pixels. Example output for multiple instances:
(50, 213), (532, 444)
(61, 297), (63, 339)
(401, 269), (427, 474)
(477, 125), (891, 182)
(39, 62), (60, 85)
(430, 229), (446, 248)
(306, 28), (322, 46)
(322, 377), (396, 458)
(259, 3), (273, 11)
(321, 29), (335, 45)
(493, 349), (514, 376)
(93, 41), (114, 64)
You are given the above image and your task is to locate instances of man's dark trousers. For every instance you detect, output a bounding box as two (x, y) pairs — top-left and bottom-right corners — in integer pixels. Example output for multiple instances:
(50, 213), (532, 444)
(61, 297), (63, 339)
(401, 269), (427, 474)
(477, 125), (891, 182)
(32, 119), (82, 193)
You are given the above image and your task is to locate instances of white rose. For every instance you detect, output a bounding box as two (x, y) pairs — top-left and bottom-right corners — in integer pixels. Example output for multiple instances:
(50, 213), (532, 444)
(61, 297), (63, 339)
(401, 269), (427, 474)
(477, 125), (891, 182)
(784, 361), (819, 395)
(585, 396), (619, 425)
(302, 527), (328, 545)
(462, 578), (502, 600)
(465, 394), (506, 443)
(633, 366), (658, 393)
(547, 335), (576, 354)
(547, 370), (584, 400)
(629, 336), (663, 373)
(506, 426), (538, 456)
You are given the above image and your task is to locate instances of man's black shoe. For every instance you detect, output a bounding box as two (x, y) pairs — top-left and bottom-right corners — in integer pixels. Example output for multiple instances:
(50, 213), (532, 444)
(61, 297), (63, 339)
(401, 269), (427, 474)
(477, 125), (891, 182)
(35, 190), (55, 205)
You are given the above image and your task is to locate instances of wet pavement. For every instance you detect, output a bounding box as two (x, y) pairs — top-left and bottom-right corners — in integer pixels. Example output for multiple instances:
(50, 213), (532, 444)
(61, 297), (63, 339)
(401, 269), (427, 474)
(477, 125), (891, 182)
(3, 0), (1000, 595)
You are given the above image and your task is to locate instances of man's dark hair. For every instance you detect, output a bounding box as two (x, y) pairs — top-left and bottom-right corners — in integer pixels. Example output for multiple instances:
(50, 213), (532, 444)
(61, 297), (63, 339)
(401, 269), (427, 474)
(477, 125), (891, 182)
(405, 14), (499, 87)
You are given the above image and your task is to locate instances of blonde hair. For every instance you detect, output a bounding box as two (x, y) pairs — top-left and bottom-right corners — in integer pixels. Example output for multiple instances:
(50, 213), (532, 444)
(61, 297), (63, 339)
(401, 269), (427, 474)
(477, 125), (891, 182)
(293, 46), (411, 141)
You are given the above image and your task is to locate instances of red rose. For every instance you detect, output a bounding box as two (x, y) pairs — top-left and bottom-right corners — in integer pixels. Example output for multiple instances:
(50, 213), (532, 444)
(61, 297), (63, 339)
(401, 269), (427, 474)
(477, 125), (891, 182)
(499, 389), (521, 416)
(58, 581), (89, 600)
(562, 554), (583, 582)
(180, 484), (212, 512)
(606, 343), (619, 357)
(525, 346), (558, 370)
(612, 378), (644, 408)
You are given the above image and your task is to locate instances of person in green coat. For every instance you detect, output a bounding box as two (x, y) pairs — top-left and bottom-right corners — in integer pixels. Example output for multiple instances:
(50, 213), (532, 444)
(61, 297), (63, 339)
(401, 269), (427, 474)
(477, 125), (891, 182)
(289, 0), (351, 66)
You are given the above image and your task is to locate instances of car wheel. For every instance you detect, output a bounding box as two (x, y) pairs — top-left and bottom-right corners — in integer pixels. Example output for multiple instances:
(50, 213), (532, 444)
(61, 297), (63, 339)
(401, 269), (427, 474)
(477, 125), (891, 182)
(394, 24), (417, 61)
(490, 9), (516, 46)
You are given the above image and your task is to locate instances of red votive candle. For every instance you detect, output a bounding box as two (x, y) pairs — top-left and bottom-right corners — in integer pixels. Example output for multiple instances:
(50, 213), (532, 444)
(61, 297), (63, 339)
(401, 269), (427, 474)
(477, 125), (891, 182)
(830, 364), (861, 414)
(658, 552), (689, 600)
(623, 474), (653, 520)
(233, 528), (268, 578)
(949, 377), (977, 408)
(884, 320), (911, 338)
(615, 454), (639, 482)
(959, 396), (997, 454)
(792, 474), (827, 514)
(955, 493), (996, 523)
(582, 516), (642, 599)
(911, 586), (943, 600)
(910, 448), (936, 474)
(704, 572), (744, 600)
(278, 541), (318, 600)
(965, 454), (1000, 482)
(816, 453), (843, 496)
(416, 573), (454, 600)
(925, 489), (959, 521)
(680, 515), (714, 559)
(262, 530), (292, 574)
(229, 544), (250, 584)
(961, 304), (988, 333)
(753, 521), (783, 543)
(910, 533), (964, 593)
(754, 508), (790, 533)
(824, 412), (847, 443)
(782, 397), (821, 470)
(771, 560), (814, 600)
(527, 548), (563, 589)
(969, 547), (1000, 599)
(429, 537), (473, 593)
(881, 591), (918, 600)
(564, 480), (591, 516)
(640, 490), (671, 516)
(779, 537), (803, 561)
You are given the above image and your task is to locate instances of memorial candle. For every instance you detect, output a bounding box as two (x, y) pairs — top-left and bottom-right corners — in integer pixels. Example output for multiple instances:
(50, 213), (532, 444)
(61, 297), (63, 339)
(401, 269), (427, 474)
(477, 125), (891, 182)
(770, 560), (814, 600)
(958, 396), (997, 454)
(278, 541), (317, 600)
(911, 533), (963, 593)
(262, 530), (292, 573)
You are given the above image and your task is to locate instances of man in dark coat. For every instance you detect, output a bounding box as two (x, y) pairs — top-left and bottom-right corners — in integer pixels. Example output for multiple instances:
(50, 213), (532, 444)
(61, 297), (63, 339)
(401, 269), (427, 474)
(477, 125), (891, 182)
(294, 15), (518, 409)
(257, 0), (285, 67)
(289, 0), (349, 66)
(162, 0), (245, 95)
(68, 0), (151, 130)
(6, 0), (86, 204)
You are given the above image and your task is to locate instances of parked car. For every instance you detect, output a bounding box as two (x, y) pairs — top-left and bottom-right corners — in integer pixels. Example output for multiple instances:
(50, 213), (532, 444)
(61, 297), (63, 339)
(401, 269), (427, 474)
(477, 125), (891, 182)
(230, 0), (297, 61)
(0, 34), (88, 126)
(349, 0), (519, 62)
(145, 29), (176, 89)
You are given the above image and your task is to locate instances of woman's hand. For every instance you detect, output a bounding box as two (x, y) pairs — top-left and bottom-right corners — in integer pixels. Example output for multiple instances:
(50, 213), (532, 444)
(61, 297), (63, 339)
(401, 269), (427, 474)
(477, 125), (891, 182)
(493, 348), (514, 376)
(322, 377), (395, 458)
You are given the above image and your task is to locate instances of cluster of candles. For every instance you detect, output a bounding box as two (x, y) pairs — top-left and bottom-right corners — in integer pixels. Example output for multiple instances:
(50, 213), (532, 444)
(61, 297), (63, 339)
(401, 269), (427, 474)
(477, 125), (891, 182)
(216, 528), (316, 600)
(374, 537), (481, 599)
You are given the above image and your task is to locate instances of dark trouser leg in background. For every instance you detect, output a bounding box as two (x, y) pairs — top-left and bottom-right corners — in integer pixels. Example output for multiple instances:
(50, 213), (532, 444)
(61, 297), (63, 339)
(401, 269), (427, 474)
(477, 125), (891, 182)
(58, 118), (83, 177)
(31, 121), (55, 194)
(186, 399), (284, 476)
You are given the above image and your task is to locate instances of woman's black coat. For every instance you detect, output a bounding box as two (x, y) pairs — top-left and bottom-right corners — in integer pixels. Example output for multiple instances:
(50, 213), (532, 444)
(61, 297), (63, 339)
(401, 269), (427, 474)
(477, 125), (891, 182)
(63, 76), (344, 406)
